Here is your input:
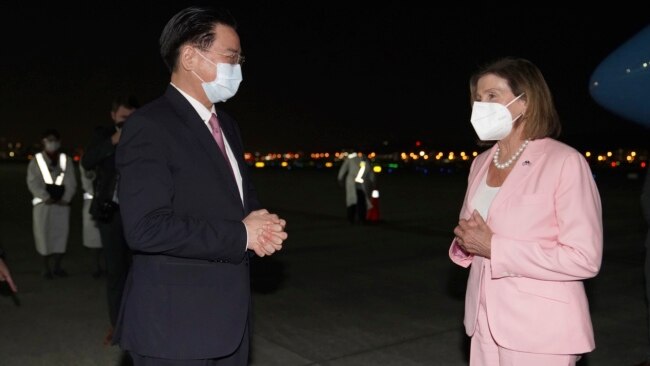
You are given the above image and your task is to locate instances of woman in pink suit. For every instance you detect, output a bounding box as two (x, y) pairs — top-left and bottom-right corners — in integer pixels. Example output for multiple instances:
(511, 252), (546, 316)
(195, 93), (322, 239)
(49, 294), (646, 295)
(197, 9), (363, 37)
(450, 57), (603, 365)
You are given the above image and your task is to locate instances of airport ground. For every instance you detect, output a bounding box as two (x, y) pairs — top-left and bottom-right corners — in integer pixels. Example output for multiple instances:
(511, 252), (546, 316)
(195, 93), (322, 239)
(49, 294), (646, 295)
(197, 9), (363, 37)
(0, 162), (647, 365)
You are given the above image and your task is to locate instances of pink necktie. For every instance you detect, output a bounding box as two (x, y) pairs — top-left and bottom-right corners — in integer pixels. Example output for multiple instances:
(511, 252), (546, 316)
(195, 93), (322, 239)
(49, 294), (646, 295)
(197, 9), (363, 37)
(209, 113), (227, 157)
(208, 113), (235, 177)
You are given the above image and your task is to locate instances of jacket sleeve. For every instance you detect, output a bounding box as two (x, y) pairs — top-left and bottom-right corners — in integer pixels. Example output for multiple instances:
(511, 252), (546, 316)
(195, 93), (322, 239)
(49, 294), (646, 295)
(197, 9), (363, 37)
(490, 152), (603, 281)
(61, 157), (77, 203)
(26, 159), (49, 201)
(448, 156), (479, 267)
(337, 159), (349, 182)
(116, 116), (246, 262)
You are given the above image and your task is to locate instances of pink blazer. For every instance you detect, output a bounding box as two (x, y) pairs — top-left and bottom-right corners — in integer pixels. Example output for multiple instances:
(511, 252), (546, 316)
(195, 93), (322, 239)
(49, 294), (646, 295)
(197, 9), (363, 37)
(449, 138), (603, 354)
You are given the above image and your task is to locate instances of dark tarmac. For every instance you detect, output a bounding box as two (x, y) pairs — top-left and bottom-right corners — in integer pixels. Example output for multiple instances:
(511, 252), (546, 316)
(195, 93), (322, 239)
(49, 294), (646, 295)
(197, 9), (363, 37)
(0, 162), (647, 365)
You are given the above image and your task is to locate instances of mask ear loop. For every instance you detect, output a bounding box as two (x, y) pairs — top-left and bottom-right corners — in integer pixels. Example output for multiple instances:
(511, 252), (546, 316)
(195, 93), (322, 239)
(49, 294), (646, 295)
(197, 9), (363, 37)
(505, 92), (525, 107)
(509, 93), (526, 125)
(191, 49), (217, 83)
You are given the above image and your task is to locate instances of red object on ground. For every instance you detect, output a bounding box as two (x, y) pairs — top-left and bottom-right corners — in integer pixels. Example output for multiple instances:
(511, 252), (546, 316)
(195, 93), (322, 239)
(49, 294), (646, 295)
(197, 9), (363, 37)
(367, 190), (380, 222)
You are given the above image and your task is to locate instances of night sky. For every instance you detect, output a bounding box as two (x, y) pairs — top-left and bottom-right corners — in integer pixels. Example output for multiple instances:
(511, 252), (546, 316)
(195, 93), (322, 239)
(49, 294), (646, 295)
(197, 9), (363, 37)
(2, 3), (649, 152)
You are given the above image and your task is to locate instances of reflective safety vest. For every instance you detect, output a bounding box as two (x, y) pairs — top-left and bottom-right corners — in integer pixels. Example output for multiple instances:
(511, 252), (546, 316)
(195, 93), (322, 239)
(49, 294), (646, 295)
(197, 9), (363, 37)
(32, 152), (67, 206)
(354, 161), (366, 183)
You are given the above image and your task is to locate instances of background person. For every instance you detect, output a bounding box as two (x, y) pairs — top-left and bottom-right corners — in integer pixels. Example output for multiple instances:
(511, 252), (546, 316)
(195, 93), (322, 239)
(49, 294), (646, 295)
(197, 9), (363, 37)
(81, 95), (139, 344)
(337, 150), (376, 224)
(26, 129), (77, 279)
(79, 163), (104, 278)
(449, 57), (603, 365)
(0, 247), (17, 293)
(637, 167), (650, 366)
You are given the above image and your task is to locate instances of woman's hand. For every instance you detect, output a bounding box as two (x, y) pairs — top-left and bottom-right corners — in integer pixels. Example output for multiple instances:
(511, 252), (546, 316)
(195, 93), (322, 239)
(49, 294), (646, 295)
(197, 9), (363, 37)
(453, 210), (493, 258)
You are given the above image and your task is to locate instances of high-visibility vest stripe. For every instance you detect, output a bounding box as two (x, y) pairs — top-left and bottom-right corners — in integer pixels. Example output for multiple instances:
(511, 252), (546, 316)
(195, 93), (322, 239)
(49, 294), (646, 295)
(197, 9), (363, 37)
(55, 153), (67, 185)
(355, 161), (366, 184)
(34, 152), (67, 186)
(33, 152), (68, 206)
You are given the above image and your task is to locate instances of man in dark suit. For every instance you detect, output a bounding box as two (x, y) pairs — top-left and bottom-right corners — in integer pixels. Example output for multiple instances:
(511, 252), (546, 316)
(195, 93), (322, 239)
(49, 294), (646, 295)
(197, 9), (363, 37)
(81, 95), (139, 345)
(113, 6), (287, 365)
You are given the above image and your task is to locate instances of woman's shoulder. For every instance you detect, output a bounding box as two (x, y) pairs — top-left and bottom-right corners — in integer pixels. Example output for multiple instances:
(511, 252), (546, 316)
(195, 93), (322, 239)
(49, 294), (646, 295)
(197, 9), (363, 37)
(536, 138), (583, 158)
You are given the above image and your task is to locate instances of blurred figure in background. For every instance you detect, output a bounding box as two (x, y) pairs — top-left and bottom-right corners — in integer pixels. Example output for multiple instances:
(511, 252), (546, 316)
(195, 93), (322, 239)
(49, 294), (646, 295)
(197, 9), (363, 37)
(0, 246), (17, 293)
(79, 163), (104, 279)
(26, 129), (77, 279)
(81, 95), (139, 345)
(338, 149), (376, 225)
(637, 167), (650, 366)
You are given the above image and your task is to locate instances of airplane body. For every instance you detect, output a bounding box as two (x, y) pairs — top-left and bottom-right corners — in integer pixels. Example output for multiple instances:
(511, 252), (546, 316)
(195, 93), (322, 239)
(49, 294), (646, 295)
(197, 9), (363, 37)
(589, 24), (650, 127)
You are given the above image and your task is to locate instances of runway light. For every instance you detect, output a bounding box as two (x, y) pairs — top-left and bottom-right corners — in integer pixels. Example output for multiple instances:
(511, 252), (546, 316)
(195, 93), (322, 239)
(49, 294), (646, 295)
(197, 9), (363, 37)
(255, 162), (265, 168)
(373, 165), (382, 173)
(325, 162), (333, 168)
(281, 161), (288, 167)
(585, 151), (591, 157)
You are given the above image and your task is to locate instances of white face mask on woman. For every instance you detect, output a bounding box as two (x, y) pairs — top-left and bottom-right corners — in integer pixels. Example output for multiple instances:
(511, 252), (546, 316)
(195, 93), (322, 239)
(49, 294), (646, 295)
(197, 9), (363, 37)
(193, 52), (243, 103)
(470, 93), (525, 141)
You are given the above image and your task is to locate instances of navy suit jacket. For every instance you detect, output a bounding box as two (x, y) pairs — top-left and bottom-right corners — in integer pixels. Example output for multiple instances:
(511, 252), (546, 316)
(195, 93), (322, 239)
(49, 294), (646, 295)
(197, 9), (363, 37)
(113, 85), (261, 359)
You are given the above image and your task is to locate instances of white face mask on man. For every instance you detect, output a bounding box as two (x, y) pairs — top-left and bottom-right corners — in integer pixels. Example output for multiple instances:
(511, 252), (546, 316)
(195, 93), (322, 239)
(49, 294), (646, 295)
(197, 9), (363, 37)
(193, 51), (243, 103)
(470, 93), (525, 141)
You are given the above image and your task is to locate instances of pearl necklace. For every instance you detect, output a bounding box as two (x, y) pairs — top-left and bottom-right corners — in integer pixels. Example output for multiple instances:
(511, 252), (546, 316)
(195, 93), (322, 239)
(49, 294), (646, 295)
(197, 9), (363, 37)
(493, 139), (530, 169)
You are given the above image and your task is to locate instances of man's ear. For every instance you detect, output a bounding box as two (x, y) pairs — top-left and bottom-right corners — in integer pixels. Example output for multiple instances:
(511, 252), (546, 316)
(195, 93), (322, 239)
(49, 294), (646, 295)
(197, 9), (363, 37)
(180, 45), (197, 71)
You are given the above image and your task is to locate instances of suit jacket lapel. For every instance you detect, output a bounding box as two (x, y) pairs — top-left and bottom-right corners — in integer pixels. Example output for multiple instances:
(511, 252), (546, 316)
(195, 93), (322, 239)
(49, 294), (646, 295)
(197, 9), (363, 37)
(490, 139), (546, 212)
(216, 110), (249, 208)
(464, 147), (493, 218)
(164, 87), (242, 205)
